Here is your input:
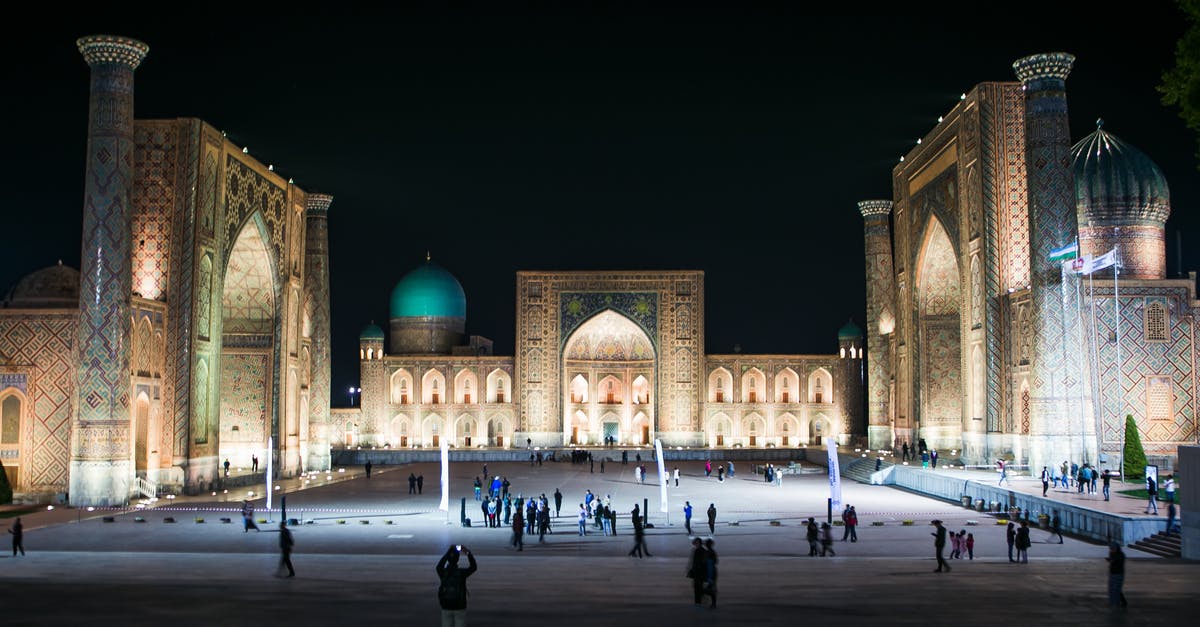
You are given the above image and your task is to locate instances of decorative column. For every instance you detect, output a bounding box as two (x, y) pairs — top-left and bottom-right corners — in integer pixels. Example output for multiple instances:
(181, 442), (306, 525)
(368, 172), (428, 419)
(1013, 53), (1085, 472)
(304, 193), (333, 470)
(358, 332), (385, 447)
(69, 36), (149, 507)
(837, 324), (864, 445)
(859, 200), (896, 451)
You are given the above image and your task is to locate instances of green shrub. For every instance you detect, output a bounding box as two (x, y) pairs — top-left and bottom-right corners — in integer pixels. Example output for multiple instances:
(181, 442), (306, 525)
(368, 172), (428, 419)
(1123, 414), (1148, 480)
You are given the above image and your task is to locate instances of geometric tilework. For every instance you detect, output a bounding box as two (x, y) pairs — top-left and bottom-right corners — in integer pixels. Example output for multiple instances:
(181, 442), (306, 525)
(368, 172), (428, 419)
(0, 313), (75, 490)
(222, 220), (275, 334)
(218, 352), (269, 466)
(224, 155), (287, 277)
(564, 310), (654, 361)
(132, 122), (176, 301)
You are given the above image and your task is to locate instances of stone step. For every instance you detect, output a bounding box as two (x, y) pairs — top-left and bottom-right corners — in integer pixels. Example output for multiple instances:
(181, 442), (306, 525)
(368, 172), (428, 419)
(1130, 531), (1181, 558)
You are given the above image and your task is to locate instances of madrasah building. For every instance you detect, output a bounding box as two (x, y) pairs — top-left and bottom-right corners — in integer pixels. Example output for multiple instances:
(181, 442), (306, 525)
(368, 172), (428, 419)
(0, 36), (333, 505)
(342, 263), (863, 453)
(859, 52), (1196, 473)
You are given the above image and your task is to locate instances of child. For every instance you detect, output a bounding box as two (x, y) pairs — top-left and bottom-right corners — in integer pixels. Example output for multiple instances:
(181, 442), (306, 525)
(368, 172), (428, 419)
(949, 529), (960, 559)
(966, 532), (975, 560)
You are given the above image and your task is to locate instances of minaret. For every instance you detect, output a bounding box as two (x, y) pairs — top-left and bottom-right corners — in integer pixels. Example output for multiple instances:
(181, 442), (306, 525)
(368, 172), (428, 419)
(1013, 52), (1086, 472)
(304, 193), (333, 470)
(858, 200), (896, 450)
(837, 320), (864, 443)
(69, 35), (149, 506)
(358, 324), (386, 447)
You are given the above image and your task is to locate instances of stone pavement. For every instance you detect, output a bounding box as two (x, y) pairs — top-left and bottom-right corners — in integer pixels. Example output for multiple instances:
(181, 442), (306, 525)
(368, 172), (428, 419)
(0, 459), (1194, 625)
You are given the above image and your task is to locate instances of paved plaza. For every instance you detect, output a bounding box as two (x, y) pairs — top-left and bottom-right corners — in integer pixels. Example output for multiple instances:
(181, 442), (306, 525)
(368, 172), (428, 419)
(0, 457), (1194, 625)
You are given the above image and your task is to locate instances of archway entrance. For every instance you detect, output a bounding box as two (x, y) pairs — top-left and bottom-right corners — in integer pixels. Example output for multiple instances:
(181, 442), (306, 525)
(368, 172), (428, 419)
(561, 310), (655, 446)
(219, 217), (276, 471)
(810, 415), (831, 445)
(915, 217), (963, 440)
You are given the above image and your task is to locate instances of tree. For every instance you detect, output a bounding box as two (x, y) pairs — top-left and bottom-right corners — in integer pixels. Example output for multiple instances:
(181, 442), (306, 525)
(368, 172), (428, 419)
(1122, 414), (1148, 480)
(1160, 0), (1200, 169)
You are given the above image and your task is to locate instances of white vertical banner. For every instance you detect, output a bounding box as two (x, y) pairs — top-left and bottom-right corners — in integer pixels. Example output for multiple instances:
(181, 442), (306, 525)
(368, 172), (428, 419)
(655, 439), (668, 513)
(826, 437), (842, 512)
(266, 436), (273, 521)
(439, 436), (449, 512)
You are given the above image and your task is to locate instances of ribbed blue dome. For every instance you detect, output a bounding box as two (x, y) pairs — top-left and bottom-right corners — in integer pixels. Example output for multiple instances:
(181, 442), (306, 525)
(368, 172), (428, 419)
(359, 323), (385, 340)
(389, 260), (466, 319)
(1072, 122), (1170, 226)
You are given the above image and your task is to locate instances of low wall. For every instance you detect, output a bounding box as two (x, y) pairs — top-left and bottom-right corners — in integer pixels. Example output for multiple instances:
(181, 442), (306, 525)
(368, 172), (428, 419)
(1180, 445), (1197, 559)
(807, 448), (1163, 545)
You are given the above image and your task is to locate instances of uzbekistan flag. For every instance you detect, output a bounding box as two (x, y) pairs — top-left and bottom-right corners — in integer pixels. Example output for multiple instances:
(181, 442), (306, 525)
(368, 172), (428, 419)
(1048, 241), (1078, 262)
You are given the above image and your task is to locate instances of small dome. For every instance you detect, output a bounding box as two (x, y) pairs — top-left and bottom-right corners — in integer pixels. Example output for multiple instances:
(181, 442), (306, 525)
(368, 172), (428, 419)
(1072, 122), (1170, 226)
(4, 261), (79, 308)
(359, 323), (385, 341)
(389, 258), (466, 319)
(837, 319), (863, 339)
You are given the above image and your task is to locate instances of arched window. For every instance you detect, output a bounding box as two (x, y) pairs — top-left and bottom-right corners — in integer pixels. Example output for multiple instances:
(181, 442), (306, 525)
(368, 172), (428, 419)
(464, 380), (472, 404)
(1145, 302), (1168, 342)
(1, 395), (21, 444)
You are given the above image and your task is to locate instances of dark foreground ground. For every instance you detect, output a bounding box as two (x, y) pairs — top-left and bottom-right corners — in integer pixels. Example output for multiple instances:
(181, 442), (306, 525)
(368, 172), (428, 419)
(0, 461), (1193, 626)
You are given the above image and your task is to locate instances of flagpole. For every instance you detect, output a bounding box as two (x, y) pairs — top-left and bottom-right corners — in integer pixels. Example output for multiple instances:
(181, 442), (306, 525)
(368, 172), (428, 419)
(1059, 258), (1075, 466)
(1089, 269), (1103, 471)
(1114, 240), (1124, 483)
(1073, 247), (1087, 465)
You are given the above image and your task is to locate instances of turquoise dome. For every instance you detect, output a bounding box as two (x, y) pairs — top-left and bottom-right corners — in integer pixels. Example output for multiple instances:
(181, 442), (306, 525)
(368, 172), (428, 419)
(1072, 122), (1170, 226)
(389, 260), (467, 319)
(359, 323), (385, 341)
(837, 319), (863, 339)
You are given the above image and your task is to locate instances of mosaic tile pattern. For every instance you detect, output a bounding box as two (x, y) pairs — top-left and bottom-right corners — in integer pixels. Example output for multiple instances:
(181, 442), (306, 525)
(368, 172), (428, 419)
(132, 121), (176, 301)
(218, 352), (270, 462)
(0, 314), (75, 490)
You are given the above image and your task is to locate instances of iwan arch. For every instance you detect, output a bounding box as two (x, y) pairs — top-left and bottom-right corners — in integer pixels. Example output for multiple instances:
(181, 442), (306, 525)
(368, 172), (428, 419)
(348, 269), (862, 449)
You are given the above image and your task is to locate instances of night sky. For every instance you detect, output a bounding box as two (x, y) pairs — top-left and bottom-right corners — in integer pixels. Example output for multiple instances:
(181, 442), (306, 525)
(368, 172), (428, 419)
(4, 6), (1197, 407)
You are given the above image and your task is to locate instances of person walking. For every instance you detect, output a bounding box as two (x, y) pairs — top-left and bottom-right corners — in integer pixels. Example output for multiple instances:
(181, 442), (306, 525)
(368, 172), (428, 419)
(553, 488), (563, 517)
(706, 503), (717, 535)
(1040, 466), (1050, 496)
(628, 508), (652, 558)
(1164, 474), (1176, 503)
(806, 517), (819, 556)
(436, 545), (477, 626)
(276, 522), (295, 578)
(727, 461), (734, 478)
(1107, 542), (1128, 609)
(820, 522), (836, 556)
(223, 458), (231, 478)
(686, 538), (711, 607)
(252, 454), (258, 473)
(9, 517), (24, 556)
(704, 459), (712, 477)
(966, 533), (975, 560)
(840, 505), (852, 541)
(703, 538), (719, 608)
(242, 500), (260, 532)
(1145, 475), (1159, 514)
(577, 504), (588, 536)
(1006, 521), (1016, 562)
(902, 441), (909, 461)
(674, 466), (680, 487)
(931, 519), (950, 572)
(365, 460), (372, 479)
(931, 449), (938, 468)
(1166, 501), (1178, 535)
(1015, 520), (1031, 563)
(417, 474), (424, 494)
(1050, 513), (1064, 544)
(473, 477), (481, 501)
(409, 473), (418, 494)
(684, 501), (693, 535)
(538, 504), (551, 543)
(1102, 469), (1112, 501)
(846, 506), (859, 542)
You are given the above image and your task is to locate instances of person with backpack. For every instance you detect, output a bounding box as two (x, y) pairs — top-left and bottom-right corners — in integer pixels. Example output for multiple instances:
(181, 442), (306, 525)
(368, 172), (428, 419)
(436, 544), (477, 626)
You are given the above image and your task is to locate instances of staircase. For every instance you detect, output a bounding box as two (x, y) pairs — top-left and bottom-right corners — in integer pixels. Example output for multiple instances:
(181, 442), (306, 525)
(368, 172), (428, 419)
(1128, 531), (1181, 558)
(134, 476), (158, 500)
(842, 457), (891, 484)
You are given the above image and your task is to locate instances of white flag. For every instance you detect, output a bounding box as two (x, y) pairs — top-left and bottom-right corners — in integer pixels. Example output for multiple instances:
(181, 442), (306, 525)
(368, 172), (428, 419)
(1082, 249), (1117, 275)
